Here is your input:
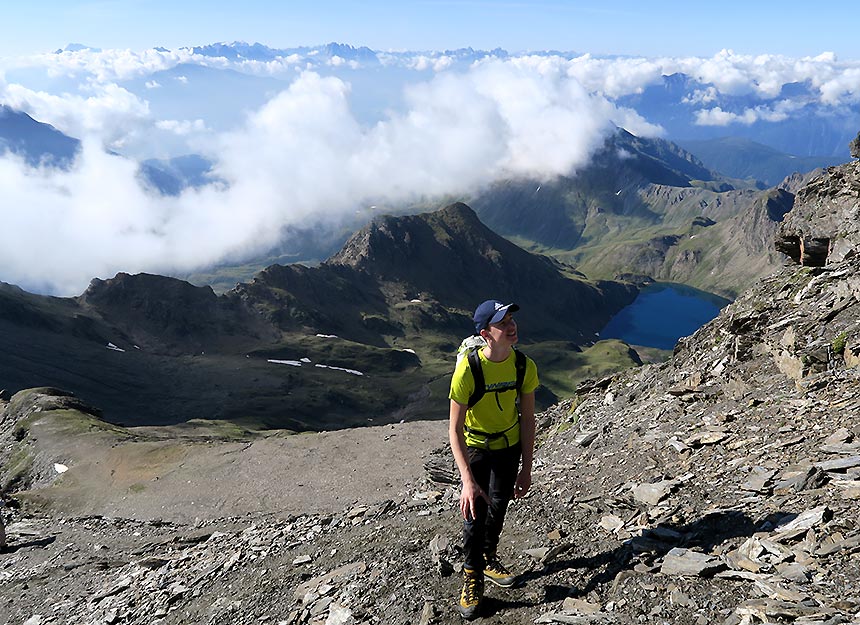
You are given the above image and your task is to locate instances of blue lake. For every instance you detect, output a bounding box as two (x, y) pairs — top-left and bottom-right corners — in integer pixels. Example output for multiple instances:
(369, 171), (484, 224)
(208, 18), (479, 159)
(600, 283), (730, 350)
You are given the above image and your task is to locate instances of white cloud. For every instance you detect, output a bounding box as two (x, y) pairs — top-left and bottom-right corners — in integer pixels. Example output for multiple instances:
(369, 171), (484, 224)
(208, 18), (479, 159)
(694, 104), (791, 126)
(156, 119), (209, 135)
(818, 67), (860, 105)
(1, 82), (151, 150)
(561, 49), (860, 106)
(407, 55), (455, 72)
(565, 53), (666, 98)
(17, 47), (193, 83)
(3, 45), (860, 295)
(5, 45), (859, 107)
(1, 64), (635, 294)
(683, 87), (719, 105)
(328, 56), (360, 69)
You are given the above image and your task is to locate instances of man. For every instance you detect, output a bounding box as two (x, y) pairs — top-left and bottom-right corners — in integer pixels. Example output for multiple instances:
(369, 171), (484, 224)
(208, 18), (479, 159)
(448, 299), (539, 619)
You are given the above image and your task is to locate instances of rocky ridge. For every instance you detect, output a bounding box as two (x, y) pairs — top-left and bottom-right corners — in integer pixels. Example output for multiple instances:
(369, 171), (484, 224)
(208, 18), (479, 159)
(2, 162), (860, 624)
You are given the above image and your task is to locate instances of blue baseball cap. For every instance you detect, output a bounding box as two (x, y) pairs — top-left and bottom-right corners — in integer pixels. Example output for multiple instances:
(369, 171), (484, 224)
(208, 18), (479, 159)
(473, 300), (519, 333)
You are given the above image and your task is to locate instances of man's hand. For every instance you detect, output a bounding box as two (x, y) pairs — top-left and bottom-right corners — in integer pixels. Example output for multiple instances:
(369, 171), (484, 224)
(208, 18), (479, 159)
(460, 478), (490, 520)
(513, 469), (531, 499)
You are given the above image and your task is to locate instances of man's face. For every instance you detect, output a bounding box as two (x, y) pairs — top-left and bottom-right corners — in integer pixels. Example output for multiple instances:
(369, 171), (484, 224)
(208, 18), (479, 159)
(486, 312), (518, 345)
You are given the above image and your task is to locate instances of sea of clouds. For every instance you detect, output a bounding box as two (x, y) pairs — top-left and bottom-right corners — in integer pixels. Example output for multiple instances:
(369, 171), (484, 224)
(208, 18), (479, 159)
(1, 47), (858, 294)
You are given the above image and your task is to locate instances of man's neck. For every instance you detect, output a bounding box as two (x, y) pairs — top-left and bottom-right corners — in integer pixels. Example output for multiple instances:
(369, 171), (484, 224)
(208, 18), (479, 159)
(482, 344), (513, 363)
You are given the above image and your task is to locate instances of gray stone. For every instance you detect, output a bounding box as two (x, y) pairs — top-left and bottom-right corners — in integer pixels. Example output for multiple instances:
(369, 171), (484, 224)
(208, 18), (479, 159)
(631, 480), (678, 506)
(574, 430), (599, 446)
(815, 533), (860, 556)
(741, 467), (776, 492)
(773, 465), (827, 494)
(325, 603), (355, 625)
(773, 506), (831, 541)
(660, 548), (726, 577)
(418, 600), (435, 625)
(775, 561), (810, 583)
(535, 613), (616, 624)
(293, 561), (367, 600)
(815, 455), (860, 472)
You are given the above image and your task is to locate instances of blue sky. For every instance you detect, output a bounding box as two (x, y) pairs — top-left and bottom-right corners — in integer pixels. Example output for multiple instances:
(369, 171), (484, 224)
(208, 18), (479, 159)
(2, 0), (859, 59)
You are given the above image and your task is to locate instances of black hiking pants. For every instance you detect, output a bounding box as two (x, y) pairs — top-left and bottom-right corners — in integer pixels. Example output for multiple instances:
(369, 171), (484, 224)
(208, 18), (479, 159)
(462, 442), (521, 571)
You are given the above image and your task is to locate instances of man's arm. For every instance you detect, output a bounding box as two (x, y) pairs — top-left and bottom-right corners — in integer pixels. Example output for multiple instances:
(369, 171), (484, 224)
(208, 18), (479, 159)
(449, 399), (488, 520)
(514, 391), (535, 498)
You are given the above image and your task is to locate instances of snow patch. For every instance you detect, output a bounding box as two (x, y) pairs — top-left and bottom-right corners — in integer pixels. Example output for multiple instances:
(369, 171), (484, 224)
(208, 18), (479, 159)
(315, 364), (364, 376)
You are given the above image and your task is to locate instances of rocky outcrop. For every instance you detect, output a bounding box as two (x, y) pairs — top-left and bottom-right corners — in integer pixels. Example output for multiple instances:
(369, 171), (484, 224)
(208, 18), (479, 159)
(81, 272), (276, 355)
(775, 161), (860, 266)
(850, 132), (860, 159)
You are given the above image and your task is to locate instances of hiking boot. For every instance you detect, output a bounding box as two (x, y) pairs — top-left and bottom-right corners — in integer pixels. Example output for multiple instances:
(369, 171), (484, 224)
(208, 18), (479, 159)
(483, 554), (517, 587)
(458, 567), (483, 619)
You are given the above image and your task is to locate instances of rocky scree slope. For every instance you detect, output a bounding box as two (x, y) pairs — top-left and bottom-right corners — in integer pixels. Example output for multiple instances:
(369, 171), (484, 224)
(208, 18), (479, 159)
(2, 164), (860, 624)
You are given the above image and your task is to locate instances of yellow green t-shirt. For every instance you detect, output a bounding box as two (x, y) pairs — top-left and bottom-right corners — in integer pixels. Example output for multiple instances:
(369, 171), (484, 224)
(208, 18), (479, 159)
(449, 348), (539, 450)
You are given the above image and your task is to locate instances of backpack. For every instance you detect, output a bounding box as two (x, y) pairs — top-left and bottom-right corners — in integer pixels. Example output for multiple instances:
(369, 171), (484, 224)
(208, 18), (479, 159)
(455, 336), (528, 408)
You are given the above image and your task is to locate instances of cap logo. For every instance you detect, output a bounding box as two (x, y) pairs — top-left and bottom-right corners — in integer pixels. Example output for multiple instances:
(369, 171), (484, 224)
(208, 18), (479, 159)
(495, 303), (504, 311)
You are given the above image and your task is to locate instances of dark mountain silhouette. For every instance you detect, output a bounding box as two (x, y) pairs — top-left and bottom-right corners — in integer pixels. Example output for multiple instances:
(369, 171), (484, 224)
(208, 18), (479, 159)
(323, 202), (634, 342)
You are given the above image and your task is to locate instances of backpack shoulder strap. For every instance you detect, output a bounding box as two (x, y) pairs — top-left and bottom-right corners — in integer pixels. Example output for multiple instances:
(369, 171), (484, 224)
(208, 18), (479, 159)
(514, 349), (527, 395)
(467, 347), (485, 408)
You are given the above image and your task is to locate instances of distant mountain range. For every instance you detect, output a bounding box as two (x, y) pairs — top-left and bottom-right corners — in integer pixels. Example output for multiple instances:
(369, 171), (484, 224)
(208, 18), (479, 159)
(677, 136), (844, 186)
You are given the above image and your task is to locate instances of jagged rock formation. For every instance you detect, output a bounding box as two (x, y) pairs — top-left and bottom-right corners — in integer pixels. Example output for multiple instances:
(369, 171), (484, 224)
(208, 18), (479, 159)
(234, 201), (637, 346)
(81, 272), (279, 355)
(2, 161), (860, 624)
(775, 161), (860, 266)
(850, 133), (860, 160)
